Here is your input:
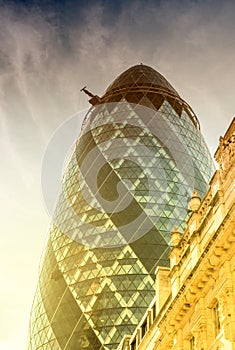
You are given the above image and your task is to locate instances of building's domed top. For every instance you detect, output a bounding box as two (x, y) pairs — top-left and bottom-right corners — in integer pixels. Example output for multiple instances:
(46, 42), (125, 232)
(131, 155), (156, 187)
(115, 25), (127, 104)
(82, 63), (200, 131)
(104, 64), (179, 97)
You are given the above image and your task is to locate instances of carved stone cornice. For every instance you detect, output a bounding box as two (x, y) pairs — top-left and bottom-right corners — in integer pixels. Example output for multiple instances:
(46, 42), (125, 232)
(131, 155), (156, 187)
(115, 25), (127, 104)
(214, 118), (235, 177)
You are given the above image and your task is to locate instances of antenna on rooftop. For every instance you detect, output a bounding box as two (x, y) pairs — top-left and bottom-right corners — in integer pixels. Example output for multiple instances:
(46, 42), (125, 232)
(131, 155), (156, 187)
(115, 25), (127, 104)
(80, 86), (101, 106)
(80, 86), (95, 98)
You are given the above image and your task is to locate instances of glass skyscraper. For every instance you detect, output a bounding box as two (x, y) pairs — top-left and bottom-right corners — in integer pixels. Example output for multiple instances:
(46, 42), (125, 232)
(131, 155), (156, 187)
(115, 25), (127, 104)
(28, 65), (215, 349)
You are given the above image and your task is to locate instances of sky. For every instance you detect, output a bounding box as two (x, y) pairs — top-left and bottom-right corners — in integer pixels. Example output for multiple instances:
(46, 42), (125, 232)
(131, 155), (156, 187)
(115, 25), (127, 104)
(0, 0), (234, 349)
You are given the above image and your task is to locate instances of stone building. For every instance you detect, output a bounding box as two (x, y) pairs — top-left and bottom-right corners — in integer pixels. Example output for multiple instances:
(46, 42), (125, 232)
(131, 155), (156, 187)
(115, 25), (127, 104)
(118, 118), (235, 350)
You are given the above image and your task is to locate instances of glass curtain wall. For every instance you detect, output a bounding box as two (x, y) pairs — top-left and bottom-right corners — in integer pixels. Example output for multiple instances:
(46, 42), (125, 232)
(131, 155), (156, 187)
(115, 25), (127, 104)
(28, 65), (215, 350)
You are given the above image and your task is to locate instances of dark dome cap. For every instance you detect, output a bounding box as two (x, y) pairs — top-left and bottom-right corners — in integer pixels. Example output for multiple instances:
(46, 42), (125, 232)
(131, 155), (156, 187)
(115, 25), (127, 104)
(104, 64), (179, 97)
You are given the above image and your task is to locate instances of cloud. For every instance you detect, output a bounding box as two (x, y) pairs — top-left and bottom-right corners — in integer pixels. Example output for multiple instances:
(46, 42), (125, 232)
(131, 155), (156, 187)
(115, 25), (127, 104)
(1, 0), (234, 138)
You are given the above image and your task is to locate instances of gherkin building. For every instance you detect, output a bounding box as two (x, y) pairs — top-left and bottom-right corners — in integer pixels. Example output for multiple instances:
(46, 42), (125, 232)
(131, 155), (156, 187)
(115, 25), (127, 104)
(28, 65), (215, 350)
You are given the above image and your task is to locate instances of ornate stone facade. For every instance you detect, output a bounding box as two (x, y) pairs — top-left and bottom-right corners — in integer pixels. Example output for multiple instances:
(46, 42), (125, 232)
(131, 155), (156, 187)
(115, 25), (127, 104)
(118, 118), (235, 350)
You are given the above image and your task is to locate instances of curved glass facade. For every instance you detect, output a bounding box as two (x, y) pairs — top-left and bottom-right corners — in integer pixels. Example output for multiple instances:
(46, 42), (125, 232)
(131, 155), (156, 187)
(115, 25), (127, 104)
(28, 65), (215, 350)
